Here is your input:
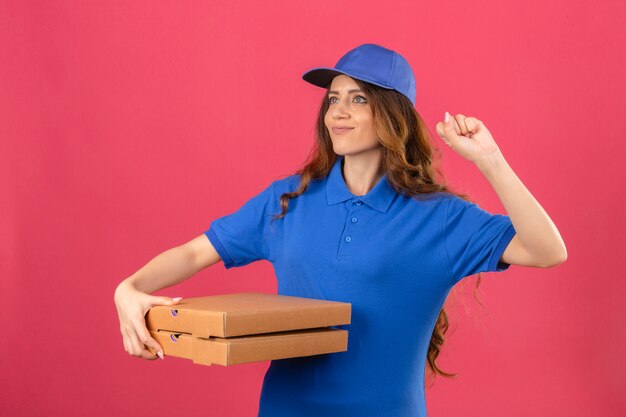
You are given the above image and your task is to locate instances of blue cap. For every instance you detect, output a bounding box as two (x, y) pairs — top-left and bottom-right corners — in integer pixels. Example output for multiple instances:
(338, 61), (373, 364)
(302, 43), (417, 106)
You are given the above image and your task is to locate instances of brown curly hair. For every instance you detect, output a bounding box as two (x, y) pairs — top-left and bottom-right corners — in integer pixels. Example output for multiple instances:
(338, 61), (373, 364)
(271, 77), (486, 382)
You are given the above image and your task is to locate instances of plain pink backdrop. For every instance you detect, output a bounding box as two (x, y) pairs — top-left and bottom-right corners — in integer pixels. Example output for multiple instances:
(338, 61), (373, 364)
(1, 1), (624, 416)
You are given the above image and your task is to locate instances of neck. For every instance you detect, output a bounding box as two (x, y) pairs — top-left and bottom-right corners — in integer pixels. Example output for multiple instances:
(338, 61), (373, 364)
(341, 151), (384, 196)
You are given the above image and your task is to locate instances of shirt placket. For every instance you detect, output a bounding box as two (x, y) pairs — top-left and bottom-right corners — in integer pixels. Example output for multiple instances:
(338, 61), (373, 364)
(337, 198), (363, 258)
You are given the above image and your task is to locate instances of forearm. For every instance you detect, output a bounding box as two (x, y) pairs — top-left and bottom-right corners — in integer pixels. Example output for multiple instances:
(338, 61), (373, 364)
(122, 245), (200, 294)
(477, 152), (567, 264)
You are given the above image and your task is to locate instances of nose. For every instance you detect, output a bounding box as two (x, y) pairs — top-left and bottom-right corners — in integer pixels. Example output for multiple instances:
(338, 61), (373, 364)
(330, 97), (350, 119)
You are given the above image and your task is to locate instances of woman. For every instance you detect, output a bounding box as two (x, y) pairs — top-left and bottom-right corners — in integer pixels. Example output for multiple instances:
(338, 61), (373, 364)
(114, 43), (567, 417)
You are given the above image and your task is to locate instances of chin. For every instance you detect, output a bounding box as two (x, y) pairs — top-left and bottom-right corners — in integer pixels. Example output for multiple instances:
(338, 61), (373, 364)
(332, 147), (379, 158)
(331, 146), (350, 156)
(330, 142), (344, 155)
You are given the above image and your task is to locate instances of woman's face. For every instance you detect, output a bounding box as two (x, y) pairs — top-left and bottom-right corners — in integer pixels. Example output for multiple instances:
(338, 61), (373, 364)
(324, 75), (381, 157)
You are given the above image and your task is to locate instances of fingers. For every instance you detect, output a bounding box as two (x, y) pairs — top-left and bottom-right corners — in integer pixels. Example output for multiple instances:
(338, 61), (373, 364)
(437, 113), (484, 144)
(436, 120), (454, 147)
(142, 295), (183, 316)
(454, 113), (482, 136)
(121, 319), (160, 360)
(152, 296), (183, 305)
(121, 326), (131, 354)
(116, 287), (184, 361)
(464, 117), (483, 134)
(137, 295), (183, 359)
(453, 114), (485, 137)
(139, 349), (160, 360)
(441, 112), (460, 144)
(133, 319), (164, 360)
(436, 123), (452, 146)
(451, 113), (463, 135)
(126, 321), (149, 356)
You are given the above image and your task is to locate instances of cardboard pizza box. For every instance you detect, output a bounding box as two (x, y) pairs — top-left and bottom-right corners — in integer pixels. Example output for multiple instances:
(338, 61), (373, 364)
(149, 327), (348, 366)
(145, 292), (351, 338)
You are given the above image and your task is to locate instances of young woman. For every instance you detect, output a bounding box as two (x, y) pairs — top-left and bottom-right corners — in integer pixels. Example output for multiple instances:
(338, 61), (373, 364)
(114, 43), (567, 417)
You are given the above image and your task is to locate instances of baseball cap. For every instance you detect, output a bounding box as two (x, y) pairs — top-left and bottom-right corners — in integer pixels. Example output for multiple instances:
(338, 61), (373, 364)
(302, 43), (417, 106)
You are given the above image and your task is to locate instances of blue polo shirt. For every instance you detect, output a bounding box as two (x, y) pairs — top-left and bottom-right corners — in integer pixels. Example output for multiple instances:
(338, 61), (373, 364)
(205, 155), (516, 417)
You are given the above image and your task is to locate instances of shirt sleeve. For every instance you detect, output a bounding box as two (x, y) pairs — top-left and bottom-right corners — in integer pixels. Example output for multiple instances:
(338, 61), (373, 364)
(444, 195), (517, 284)
(204, 181), (279, 269)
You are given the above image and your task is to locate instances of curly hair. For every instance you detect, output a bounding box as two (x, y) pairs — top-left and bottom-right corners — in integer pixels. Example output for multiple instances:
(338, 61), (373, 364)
(271, 77), (486, 381)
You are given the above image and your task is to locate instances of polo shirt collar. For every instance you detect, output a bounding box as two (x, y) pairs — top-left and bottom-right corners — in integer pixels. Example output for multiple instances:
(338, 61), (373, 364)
(326, 155), (396, 213)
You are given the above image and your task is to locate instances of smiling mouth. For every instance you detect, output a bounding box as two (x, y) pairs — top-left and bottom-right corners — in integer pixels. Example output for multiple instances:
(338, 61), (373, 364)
(331, 127), (354, 134)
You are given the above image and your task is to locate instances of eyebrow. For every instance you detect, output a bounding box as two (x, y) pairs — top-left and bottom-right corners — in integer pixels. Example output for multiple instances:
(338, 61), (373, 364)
(328, 89), (363, 95)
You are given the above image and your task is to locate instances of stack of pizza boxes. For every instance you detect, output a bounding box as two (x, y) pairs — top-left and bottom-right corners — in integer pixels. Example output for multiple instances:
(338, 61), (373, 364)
(145, 292), (351, 366)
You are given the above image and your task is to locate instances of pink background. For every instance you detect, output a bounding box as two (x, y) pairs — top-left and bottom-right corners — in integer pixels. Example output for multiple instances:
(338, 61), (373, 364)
(1, 1), (624, 416)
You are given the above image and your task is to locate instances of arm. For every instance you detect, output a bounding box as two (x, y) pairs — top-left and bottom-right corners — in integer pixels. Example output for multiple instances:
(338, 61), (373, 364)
(123, 234), (222, 294)
(437, 112), (567, 268)
(476, 154), (567, 268)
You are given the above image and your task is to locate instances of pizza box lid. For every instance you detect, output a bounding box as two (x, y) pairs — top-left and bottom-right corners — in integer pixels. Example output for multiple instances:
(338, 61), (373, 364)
(145, 292), (351, 338)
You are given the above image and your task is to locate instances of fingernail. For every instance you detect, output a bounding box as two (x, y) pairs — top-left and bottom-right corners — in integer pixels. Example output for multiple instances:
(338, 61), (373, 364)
(157, 351), (164, 360)
(172, 297), (182, 302)
(444, 112), (450, 123)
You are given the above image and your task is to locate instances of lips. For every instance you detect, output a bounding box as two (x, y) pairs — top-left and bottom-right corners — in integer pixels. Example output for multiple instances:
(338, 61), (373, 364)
(331, 127), (354, 134)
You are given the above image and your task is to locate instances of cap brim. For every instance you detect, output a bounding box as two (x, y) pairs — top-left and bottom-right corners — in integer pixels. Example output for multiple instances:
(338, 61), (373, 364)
(302, 67), (347, 89)
(302, 67), (396, 92)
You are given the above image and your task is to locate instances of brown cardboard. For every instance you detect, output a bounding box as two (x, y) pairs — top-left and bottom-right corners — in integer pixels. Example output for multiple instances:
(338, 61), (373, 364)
(149, 327), (349, 366)
(145, 292), (351, 338)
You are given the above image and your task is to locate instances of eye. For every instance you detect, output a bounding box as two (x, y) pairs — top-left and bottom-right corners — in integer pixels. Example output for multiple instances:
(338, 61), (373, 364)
(327, 95), (368, 104)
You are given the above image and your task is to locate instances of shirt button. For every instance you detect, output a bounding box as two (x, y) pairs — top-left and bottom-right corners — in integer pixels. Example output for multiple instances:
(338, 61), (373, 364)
(345, 236), (352, 242)
(355, 201), (362, 206)
(351, 217), (358, 223)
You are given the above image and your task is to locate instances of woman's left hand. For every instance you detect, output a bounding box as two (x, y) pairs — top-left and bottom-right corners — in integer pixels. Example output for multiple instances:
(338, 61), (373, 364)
(435, 112), (503, 166)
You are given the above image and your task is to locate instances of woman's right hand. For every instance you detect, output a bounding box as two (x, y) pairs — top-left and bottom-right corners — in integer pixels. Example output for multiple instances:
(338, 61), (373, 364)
(114, 280), (183, 360)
